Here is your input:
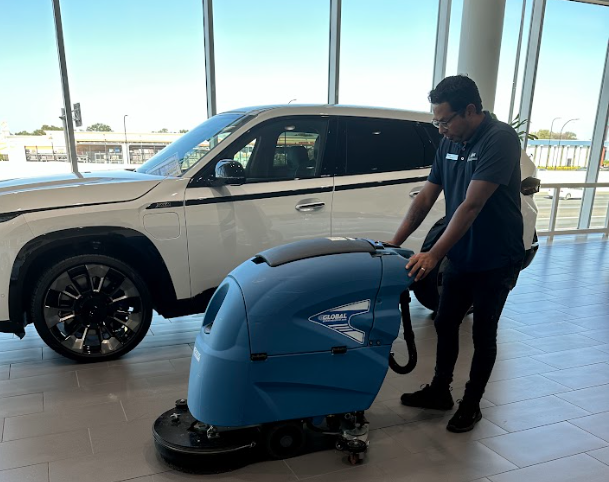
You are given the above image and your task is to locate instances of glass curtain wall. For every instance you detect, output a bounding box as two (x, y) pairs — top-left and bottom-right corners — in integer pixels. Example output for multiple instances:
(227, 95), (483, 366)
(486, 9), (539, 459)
(528, 0), (609, 232)
(0, 0), (64, 180)
(213, 0), (329, 113)
(493, 0), (533, 123)
(60, 0), (207, 171)
(339, 0), (439, 112)
(444, 0), (463, 78)
(1, 0), (608, 240)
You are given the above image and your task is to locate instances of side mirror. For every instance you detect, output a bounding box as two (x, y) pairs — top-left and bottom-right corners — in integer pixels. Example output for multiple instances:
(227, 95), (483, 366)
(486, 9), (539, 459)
(520, 176), (541, 195)
(213, 159), (246, 186)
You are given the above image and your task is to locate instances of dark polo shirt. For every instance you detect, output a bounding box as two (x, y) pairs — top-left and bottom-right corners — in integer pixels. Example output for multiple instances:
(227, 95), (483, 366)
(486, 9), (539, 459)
(428, 112), (524, 272)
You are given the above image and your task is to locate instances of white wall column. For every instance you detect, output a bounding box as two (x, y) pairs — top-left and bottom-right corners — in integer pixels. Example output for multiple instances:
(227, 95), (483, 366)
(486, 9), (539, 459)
(457, 0), (506, 112)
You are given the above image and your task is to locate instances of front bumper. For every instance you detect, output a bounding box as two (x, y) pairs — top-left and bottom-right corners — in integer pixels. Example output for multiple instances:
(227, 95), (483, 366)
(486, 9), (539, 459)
(522, 240), (539, 270)
(0, 319), (25, 338)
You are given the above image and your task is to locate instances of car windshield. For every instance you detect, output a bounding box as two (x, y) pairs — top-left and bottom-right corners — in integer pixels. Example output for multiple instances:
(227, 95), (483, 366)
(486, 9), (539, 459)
(137, 113), (250, 177)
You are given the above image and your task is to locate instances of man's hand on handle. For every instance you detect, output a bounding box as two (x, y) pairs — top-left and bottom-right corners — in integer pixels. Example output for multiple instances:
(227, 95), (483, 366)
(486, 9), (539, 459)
(406, 251), (441, 282)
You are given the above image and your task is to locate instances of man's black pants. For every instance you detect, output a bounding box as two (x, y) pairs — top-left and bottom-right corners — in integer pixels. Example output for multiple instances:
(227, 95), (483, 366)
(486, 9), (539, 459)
(431, 260), (522, 403)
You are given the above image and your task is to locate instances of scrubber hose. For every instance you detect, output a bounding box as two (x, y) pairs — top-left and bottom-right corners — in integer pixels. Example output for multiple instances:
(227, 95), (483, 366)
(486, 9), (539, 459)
(388, 291), (417, 374)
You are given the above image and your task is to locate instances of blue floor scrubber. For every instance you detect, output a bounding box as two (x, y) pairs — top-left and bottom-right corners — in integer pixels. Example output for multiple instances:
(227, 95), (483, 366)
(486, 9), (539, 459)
(153, 237), (418, 472)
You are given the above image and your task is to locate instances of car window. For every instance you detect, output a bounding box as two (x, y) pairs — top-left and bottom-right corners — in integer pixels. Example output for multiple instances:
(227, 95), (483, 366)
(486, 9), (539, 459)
(218, 118), (329, 183)
(138, 113), (251, 177)
(344, 117), (429, 175)
(232, 139), (256, 168)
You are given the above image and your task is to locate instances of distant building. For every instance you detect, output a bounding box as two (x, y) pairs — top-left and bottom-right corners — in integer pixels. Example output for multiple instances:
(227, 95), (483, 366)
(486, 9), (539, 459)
(0, 129), (181, 178)
(526, 139), (609, 170)
(1, 127), (607, 180)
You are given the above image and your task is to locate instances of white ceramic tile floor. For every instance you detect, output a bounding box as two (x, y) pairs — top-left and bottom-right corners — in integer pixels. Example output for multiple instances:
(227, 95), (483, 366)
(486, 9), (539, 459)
(0, 235), (607, 481)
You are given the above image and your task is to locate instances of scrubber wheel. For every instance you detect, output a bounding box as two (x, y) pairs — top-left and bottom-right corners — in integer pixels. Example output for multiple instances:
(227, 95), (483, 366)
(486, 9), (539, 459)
(264, 421), (306, 460)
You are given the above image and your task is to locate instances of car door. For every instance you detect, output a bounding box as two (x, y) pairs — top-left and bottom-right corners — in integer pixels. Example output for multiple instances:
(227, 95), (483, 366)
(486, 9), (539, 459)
(184, 116), (336, 296)
(331, 116), (444, 252)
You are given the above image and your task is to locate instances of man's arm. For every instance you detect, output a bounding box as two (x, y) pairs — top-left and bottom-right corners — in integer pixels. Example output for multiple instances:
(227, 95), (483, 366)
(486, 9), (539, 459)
(406, 179), (498, 280)
(389, 181), (443, 246)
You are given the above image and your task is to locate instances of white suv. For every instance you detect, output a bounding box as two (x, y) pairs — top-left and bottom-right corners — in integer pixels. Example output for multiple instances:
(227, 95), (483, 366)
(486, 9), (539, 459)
(0, 105), (539, 361)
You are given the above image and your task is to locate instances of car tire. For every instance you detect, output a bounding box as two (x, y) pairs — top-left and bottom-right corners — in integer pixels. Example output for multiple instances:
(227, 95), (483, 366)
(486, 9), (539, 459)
(411, 217), (448, 313)
(413, 225), (537, 313)
(412, 257), (448, 313)
(30, 254), (153, 362)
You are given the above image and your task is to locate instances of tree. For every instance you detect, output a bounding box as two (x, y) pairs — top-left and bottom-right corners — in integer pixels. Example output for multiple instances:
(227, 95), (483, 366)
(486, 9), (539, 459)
(87, 123), (113, 132)
(508, 114), (537, 142)
(530, 129), (577, 140)
(14, 124), (62, 135)
(14, 129), (45, 135)
(178, 129), (189, 133)
(154, 128), (169, 133)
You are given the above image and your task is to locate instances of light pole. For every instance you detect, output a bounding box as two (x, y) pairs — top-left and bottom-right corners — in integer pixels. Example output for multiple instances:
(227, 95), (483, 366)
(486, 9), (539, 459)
(547, 116), (561, 169)
(555, 118), (578, 169)
(48, 134), (55, 161)
(123, 114), (129, 164)
(103, 134), (107, 163)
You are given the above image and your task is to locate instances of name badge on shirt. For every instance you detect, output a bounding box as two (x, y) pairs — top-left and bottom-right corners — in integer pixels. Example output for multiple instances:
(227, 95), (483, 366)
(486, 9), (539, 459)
(446, 153), (459, 160)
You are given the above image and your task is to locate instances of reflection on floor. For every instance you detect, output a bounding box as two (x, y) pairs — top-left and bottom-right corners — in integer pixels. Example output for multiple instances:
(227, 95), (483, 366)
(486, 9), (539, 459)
(0, 235), (608, 481)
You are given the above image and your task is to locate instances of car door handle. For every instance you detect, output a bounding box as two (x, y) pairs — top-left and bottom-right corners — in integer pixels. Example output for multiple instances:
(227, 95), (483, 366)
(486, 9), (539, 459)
(295, 201), (325, 212)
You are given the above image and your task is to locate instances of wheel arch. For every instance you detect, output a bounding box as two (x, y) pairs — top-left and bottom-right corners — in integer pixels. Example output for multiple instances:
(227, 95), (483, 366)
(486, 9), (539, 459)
(10, 226), (178, 327)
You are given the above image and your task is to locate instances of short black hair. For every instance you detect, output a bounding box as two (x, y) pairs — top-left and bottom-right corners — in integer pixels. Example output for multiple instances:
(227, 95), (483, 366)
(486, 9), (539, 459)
(428, 75), (483, 114)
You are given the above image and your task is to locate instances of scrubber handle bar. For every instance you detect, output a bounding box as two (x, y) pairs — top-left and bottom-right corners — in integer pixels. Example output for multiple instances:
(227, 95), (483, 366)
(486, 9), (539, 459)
(388, 291), (417, 374)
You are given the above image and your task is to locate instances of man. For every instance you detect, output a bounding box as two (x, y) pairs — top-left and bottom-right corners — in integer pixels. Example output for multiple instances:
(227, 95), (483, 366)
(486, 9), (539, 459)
(389, 75), (524, 433)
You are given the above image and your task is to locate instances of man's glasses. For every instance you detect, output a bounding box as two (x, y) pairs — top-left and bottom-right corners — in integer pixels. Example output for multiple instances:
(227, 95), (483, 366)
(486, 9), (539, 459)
(432, 111), (461, 129)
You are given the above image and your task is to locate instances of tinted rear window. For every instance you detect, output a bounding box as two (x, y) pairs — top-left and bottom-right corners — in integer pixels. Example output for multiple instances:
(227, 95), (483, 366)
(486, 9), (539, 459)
(344, 117), (432, 175)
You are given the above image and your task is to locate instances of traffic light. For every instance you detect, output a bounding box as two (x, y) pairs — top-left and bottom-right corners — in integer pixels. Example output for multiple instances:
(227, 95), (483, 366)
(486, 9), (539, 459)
(73, 103), (82, 127)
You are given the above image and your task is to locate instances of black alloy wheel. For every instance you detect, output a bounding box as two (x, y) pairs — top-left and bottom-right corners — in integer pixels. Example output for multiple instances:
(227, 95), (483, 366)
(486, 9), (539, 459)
(31, 254), (152, 362)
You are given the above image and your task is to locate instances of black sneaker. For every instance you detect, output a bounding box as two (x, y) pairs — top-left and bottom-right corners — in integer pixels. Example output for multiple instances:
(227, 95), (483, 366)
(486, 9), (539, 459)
(446, 400), (482, 433)
(400, 384), (454, 410)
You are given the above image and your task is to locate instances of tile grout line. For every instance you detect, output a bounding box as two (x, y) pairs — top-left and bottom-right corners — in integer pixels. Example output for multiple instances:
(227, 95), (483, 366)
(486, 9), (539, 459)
(296, 463), (363, 481)
(564, 419), (609, 446)
(535, 372), (586, 393)
(479, 393), (590, 413)
(480, 451), (597, 480)
(475, 408), (600, 438)
(87, 427), (94, 455)
(119, 399), (128, 421)
(282, 459), (299, 480)
(584, 450), (609, 469)
(473, 438), (525, 471)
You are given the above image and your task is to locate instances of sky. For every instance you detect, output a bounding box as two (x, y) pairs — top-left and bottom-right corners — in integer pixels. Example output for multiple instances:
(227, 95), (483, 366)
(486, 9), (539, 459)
(0, 0), (608, 140)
